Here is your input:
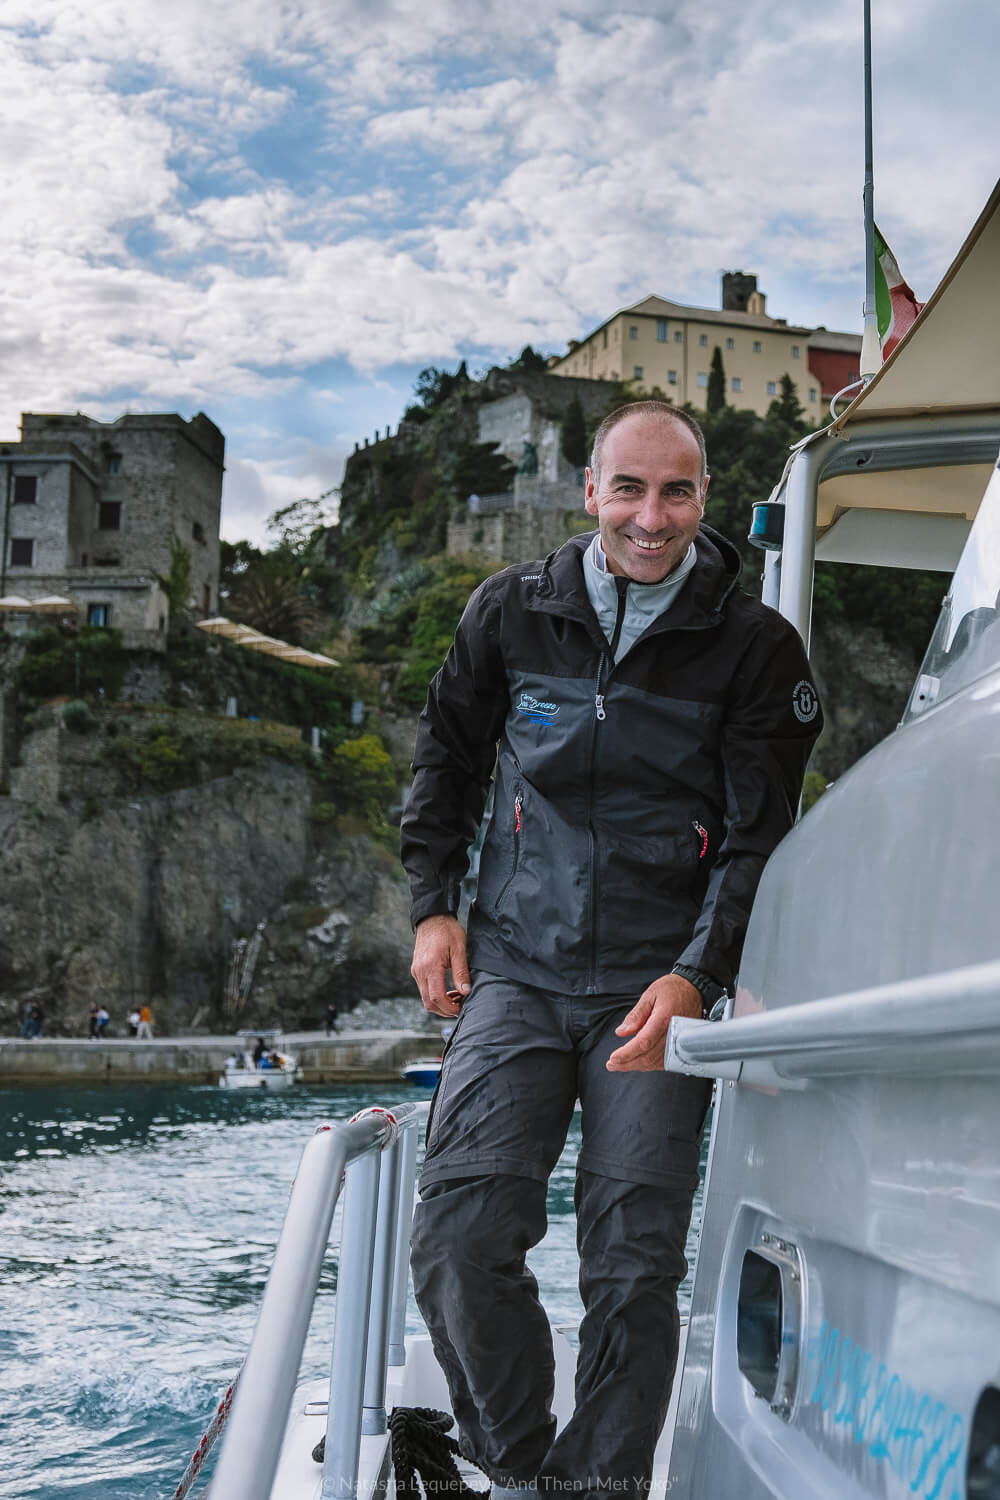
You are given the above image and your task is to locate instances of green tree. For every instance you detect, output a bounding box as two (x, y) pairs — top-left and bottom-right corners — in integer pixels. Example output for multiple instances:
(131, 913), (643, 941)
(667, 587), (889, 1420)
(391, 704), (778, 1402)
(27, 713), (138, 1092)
(227, 557), (320, 645)
(414, 362), (471, 410)
(507, 345), (549, 372)
(707, 347), (727, 414)
(560, 395), (588, 467)
(767, 374), (808, 442)
(452, 441), (517, 499)
(266, 491), (337, 551)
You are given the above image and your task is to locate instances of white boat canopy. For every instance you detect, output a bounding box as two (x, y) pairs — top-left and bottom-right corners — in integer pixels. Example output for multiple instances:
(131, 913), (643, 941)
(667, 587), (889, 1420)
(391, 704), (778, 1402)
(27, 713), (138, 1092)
(765, 179), (1000, 643)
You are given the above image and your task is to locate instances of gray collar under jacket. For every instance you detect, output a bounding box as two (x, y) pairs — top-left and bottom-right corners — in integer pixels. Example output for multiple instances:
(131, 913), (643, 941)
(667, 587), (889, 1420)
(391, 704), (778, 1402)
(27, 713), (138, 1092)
(583, 534), (699, 663)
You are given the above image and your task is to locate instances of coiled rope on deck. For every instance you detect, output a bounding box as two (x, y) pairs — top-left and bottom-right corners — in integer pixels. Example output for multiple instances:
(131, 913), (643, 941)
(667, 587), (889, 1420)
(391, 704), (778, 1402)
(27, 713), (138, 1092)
(312, 1406), (485, 1499)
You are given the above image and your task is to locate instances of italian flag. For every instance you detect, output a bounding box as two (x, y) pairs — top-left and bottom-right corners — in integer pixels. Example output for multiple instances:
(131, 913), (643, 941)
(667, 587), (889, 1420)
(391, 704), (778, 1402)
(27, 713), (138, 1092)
(874, 225), (925, 359)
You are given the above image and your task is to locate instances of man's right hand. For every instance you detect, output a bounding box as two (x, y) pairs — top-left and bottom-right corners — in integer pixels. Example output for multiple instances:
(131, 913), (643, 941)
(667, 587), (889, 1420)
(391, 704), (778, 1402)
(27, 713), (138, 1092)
(411, 914), (470, 1017)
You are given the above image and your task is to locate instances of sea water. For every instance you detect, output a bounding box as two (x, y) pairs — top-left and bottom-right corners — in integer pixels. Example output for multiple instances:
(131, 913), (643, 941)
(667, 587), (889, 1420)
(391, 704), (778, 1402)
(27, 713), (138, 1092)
(0, 1082), (706, 1500)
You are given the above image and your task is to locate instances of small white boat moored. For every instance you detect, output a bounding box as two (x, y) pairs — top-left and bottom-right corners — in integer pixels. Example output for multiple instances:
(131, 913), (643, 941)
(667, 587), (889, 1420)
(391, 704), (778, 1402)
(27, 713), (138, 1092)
(219, 1029), (302, 1089)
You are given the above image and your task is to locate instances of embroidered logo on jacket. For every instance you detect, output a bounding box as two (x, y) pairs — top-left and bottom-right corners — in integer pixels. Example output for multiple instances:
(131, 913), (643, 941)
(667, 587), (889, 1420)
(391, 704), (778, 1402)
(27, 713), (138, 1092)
(792, 680), (819, 723)
(517, 692), (559, 725)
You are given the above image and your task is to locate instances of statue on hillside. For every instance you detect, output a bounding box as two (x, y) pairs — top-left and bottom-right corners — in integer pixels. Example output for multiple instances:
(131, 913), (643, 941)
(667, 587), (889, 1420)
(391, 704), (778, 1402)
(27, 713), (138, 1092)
(518, 441), (538, 476)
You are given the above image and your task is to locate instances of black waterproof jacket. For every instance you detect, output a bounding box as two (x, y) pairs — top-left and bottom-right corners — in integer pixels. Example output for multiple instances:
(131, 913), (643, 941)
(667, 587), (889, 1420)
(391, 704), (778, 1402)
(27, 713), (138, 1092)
(401, 527), (822, 996)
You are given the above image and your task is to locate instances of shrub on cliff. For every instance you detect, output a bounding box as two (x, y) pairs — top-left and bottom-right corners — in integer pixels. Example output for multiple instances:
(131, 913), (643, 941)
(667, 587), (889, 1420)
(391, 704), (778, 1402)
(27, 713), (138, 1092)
(15, 626), (129, 705)
(325, 734), (396, 823)
(393, 558), (492, 708)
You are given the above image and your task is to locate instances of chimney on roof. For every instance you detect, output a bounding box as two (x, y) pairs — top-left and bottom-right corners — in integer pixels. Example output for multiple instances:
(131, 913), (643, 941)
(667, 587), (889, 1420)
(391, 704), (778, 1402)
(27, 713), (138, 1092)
(722, 271), (759, 313)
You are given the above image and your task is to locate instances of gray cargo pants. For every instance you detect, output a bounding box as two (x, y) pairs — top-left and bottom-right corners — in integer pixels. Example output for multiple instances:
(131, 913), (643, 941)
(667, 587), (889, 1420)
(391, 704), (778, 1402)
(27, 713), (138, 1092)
(410, 972), (711, 1499)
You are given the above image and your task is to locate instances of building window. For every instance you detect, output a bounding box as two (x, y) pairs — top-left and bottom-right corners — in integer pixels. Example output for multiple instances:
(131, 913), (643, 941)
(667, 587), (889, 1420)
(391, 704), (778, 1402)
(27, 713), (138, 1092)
(732, 377), (743, 393)
(87, 603), (112, 627)
(98, 501), (122, 530)
(696, 373), (708, 388)
(10, 538), (34, 566)
(753, 340), (762, 353)
(726, 337), (735, 350)
(809, 388), (818, 402)
(656, 319), (668, 342)
(767, 381), (777, 395)
(791, 345), (800, 358)
(107, 453), (122, 473)
(699, 333), (708, 347)
(13, 475), (37, 504)
(629, 325), (639, 340)
(667, 370), (678, 385)
(602, 329), (608, 348)
(192, 521), (205, 544)
(674, 330), (684, 343)
(633, 365), (643, 379)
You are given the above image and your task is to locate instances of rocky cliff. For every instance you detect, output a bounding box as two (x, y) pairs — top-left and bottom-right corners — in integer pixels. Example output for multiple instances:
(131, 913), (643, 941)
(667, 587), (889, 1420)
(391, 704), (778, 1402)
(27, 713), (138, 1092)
(0, 735), (414, 1038)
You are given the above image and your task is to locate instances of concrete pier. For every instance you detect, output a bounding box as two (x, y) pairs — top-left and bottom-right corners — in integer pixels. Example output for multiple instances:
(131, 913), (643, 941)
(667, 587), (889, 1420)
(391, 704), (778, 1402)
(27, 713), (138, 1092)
(0, 1029), (439, 1086)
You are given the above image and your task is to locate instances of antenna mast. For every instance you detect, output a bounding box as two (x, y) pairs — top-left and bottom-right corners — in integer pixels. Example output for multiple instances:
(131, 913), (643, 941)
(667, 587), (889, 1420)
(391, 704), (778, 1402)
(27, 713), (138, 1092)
(860, 0), (880, 379)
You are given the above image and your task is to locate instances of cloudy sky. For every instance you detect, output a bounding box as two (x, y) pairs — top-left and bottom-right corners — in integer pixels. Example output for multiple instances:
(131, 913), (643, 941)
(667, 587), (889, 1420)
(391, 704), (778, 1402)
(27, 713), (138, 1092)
(1, 0), (995, 544)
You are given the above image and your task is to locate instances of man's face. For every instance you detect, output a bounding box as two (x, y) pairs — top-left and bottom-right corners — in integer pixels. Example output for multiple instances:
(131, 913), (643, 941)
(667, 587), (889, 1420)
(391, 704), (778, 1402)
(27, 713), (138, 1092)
(585, 414), (709, 583)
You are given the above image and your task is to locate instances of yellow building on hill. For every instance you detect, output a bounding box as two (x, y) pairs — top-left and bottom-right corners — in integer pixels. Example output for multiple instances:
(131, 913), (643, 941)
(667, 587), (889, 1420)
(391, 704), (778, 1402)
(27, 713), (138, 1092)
(550, 274), (861, 420)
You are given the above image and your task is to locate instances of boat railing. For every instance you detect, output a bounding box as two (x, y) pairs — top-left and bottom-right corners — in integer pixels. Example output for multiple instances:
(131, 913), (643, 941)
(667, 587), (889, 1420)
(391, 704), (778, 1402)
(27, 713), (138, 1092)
(207, 1100), (428, 1500)
(666, 956), (1000, 1086)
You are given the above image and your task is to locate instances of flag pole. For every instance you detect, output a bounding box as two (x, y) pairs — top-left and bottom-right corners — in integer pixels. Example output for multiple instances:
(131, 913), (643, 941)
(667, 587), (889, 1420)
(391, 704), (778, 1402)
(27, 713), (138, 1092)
(860, 0), (880, 379)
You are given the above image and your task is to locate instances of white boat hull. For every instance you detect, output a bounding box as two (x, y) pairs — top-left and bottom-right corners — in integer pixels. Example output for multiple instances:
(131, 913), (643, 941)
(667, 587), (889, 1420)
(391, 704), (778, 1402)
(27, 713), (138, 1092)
(219, 1067), (301, 1090)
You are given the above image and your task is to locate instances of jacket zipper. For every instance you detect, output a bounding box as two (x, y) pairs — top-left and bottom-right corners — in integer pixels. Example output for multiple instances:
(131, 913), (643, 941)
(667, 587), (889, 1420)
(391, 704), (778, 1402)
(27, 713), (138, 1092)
(495, 789), (523, 911)
(587, 581), (629, 989)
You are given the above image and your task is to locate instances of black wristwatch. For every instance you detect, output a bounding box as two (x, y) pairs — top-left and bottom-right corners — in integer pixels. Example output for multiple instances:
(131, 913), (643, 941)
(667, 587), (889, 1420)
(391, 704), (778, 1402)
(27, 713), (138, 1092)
(671, 964), (727, 1017)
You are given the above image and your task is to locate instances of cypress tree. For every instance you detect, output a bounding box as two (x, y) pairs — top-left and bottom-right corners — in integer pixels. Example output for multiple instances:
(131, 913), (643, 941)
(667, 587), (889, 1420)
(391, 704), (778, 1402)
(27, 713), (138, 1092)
(707, 346), (727, 414)
(560, 395), (588, 467)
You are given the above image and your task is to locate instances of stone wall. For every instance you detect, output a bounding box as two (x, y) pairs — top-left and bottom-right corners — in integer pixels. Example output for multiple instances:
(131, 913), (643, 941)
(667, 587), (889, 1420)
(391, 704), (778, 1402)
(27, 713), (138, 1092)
(0, 1030), (433, 1084)
(448, 506), (593, 565)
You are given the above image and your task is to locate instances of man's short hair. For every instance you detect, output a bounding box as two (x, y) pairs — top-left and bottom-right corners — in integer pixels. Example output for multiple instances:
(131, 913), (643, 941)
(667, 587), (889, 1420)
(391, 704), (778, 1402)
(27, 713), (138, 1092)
(590, 402), (708, 485)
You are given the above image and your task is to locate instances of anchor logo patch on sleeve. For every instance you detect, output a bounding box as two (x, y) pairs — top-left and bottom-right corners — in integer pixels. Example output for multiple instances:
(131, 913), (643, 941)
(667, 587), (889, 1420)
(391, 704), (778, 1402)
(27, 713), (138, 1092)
(792, 680), (819, 723)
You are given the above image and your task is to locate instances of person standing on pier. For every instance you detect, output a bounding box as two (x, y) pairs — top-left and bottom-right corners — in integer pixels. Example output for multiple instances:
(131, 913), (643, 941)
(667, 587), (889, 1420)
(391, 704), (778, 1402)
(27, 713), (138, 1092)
(401, 402), (822, 1500)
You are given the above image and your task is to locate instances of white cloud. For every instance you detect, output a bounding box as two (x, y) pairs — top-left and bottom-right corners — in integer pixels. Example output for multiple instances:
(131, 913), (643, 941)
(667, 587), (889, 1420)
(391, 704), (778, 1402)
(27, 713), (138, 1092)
(0, 0), (993, 541)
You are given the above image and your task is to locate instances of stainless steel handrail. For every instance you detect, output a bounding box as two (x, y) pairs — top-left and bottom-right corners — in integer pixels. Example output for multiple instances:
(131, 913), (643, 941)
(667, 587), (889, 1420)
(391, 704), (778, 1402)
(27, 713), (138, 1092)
(666, 957), (1000, 1086)
(208, 1100), (428, 1500)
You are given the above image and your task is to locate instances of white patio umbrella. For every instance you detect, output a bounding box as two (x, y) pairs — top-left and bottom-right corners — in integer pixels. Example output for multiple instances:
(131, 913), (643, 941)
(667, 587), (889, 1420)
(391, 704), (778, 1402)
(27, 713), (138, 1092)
(197, 616), (237, 635)
(30, 595), (79, 613)
(0, 594), (34, 611)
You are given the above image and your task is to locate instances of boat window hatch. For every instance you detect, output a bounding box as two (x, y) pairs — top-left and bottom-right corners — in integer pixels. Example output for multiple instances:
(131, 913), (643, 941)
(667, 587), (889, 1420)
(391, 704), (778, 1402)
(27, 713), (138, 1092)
(736, 1233), (804, 1420)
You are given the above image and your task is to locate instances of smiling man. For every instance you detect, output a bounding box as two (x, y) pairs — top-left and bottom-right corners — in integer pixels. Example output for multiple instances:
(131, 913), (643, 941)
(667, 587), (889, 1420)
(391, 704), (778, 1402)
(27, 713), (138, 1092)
(401, 401), (821, 1500)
